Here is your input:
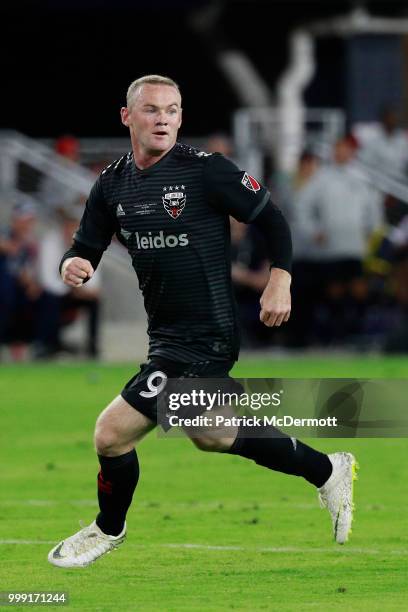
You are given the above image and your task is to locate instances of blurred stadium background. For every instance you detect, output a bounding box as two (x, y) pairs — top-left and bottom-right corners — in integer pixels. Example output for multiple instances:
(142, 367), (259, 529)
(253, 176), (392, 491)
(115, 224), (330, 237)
(2, 3), (408, 610)
(1, 0), (408, 362)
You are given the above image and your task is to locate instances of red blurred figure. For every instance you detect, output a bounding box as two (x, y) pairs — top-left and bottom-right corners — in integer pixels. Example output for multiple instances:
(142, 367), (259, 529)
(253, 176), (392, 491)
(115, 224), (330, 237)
(55, 135), (80, 162)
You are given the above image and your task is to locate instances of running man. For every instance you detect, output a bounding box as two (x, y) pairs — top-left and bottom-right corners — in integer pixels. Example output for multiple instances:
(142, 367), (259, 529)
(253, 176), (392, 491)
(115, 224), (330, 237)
(48, 75), (357, 568)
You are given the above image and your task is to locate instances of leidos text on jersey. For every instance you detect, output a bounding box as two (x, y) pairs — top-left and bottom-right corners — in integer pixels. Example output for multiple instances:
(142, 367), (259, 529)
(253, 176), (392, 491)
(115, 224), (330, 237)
(135, 230), (189, 249)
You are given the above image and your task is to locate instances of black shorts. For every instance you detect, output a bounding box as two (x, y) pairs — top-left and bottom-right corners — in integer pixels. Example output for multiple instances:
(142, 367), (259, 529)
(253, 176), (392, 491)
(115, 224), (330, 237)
(121, 357), (242, 430)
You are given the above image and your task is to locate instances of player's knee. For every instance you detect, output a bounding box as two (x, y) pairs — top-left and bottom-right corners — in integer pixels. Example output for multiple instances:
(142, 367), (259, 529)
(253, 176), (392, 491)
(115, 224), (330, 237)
(191, 436), (232, 453)
(94, 418), (123, 456)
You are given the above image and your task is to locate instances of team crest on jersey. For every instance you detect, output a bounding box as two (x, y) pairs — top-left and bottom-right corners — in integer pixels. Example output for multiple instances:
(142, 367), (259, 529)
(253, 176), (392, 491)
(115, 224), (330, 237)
(241, 172), (261, 193)
(162, 185), (186, 219)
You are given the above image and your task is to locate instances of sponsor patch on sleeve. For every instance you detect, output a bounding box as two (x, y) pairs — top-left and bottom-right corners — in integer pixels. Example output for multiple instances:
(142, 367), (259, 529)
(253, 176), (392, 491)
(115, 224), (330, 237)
(241, 172), (261, 192)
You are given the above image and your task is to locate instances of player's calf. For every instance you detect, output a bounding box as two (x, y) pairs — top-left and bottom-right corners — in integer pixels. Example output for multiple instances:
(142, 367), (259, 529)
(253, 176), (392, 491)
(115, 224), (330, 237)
(225, 422), (332, 487)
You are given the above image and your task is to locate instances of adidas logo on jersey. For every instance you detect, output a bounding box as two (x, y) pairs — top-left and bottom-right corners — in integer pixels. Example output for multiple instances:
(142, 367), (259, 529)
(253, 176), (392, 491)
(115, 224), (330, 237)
(135, 230), (189, 250)
(116, 204), (125, 216)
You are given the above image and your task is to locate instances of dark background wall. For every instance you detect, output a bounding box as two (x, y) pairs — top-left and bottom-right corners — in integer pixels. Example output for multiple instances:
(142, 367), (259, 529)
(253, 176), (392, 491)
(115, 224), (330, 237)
(2, 0), (408, 137)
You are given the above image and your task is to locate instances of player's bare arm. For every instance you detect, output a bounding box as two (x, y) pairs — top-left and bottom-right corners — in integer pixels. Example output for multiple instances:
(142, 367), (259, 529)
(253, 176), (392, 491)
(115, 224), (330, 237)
(61, 256), (94, 287)
(260, 267), (291, 327)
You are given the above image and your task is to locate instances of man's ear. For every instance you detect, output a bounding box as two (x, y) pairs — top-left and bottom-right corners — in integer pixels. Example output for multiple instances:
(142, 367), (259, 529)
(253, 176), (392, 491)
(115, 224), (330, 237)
(120, 107), (130, 127)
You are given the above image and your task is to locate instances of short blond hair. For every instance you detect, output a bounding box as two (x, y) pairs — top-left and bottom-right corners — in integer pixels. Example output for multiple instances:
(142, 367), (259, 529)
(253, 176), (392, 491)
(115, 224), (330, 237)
(126, 75), (180, 108)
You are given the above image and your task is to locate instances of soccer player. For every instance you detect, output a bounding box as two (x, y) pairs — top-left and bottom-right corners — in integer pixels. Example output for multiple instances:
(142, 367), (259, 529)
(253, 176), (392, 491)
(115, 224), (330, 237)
(48, 75), (357, 568)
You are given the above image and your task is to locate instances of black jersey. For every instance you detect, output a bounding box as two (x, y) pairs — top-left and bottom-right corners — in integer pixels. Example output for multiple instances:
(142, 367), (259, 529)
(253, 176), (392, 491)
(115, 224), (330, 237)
(74, 143), (270, 362)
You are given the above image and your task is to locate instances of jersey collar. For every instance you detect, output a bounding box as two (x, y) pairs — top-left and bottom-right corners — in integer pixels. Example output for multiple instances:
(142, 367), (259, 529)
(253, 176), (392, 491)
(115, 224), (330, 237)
(131, 143), (177, 176)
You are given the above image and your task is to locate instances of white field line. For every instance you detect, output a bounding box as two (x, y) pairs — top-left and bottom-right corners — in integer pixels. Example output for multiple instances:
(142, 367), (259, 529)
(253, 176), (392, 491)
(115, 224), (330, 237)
(0, 540), (407, 556)
(1, 540), (56, 545)
(0, 500), (98, 507)
(0, 499), (320, 510)
(0, 499), (392, 511)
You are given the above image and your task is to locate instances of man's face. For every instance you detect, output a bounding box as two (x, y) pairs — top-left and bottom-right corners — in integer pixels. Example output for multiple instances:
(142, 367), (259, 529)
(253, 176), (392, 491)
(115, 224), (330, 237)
(121, 84), (182, 155)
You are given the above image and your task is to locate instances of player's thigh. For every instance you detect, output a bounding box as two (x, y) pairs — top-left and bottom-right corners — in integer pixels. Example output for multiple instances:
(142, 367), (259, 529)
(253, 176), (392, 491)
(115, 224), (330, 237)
(95, 395), (155, 454)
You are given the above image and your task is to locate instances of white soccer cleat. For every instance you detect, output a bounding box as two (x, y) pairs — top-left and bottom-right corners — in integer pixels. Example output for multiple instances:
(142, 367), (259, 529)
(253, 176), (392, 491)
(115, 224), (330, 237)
(318, 452), (358, 544)
(48, 520), (126, 568)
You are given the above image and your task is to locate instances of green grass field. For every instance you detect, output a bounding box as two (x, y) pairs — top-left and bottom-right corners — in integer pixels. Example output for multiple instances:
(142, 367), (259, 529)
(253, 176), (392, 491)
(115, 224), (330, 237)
(1, 356), (407, 611)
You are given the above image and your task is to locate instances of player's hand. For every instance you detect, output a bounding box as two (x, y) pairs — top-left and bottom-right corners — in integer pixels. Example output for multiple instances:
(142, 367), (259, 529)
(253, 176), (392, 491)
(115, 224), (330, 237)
(61, 257), (94, 287)
(259, 268), (291, 327)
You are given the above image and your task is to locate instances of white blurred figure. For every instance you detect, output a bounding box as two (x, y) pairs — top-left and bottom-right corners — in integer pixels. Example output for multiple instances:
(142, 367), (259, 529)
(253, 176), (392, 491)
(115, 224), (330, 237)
(275, 150), (320, 346)
(275, 149), (320, 235)
(36, 206), (101, 358)
(357, 107), (408, 180)
(291, 137), (382, 344)
(292, 137), (382, 264)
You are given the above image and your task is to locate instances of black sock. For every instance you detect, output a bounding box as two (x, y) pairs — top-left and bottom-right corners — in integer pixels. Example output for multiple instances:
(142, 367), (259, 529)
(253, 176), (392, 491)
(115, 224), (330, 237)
(96, 449), (139, 536)
(227, 425), (332, 487)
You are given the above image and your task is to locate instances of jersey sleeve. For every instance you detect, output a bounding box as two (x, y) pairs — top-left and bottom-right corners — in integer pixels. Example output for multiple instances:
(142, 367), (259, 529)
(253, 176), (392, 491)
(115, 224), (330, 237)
(204, 154), (270, 223)
(74, 176), (116, 250)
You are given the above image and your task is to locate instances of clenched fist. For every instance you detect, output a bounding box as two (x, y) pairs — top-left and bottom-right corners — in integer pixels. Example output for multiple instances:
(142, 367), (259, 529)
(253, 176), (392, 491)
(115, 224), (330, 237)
(61, 257), (94, 288)
(259, 267), (291, 327)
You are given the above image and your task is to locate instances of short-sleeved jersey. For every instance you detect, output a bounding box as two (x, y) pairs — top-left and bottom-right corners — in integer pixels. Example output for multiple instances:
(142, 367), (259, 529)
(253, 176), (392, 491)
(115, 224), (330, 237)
(75, 142), (270, 362)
